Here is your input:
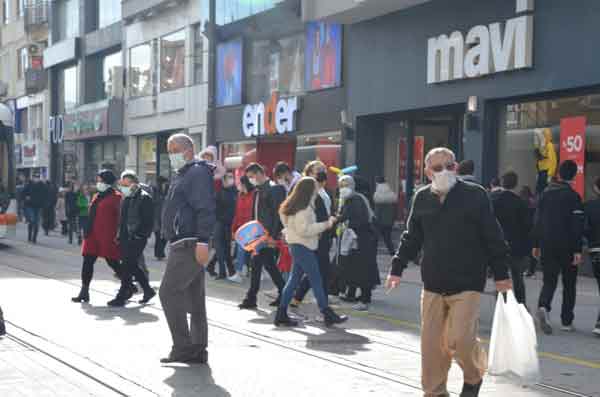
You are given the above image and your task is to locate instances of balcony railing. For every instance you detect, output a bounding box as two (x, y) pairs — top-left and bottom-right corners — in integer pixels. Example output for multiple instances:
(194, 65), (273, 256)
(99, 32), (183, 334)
(24, 0), (49, 30)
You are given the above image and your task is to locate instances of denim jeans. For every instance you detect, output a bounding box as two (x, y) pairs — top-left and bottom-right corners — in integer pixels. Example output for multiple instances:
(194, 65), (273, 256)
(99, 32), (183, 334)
(234, 242), (250, 273)
(280, 244), (328, 312)
(215, 221), (233, 277)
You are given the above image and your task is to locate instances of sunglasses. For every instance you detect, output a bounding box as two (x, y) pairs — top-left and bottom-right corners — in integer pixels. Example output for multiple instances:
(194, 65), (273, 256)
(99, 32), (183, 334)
(430, 162), (456, 173)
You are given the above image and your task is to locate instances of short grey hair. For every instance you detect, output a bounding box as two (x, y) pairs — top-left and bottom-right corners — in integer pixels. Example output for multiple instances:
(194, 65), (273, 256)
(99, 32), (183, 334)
(425, 147), (456, 167)
(120, 169), (138, 182)
(168, 133), (194, 152)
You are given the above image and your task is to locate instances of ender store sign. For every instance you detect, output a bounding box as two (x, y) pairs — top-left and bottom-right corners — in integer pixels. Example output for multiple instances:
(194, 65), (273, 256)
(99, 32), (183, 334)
(242, 93), (299, 138)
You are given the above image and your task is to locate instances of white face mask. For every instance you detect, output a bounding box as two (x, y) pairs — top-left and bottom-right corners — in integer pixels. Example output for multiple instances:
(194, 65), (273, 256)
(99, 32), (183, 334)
(277, 178), (287, 186)
(339, 187), (353, 199)
(431, 169), (457, 194)
(96, 182), (110, 193)
(169, 152), (187, 171)
(248, 177), (258, 186)
(120, 186), (132, 197)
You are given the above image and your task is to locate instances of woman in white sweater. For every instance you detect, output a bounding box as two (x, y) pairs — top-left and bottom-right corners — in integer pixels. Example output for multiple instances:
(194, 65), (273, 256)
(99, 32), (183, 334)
(276, 177), (348, 327)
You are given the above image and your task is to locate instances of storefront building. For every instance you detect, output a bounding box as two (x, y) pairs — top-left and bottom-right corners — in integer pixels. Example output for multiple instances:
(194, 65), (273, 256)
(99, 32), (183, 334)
(335, 0), (600, 221)
(214, 0), (345, 182)
(61, 99), (125, 182)
(122, 0), (208, 185)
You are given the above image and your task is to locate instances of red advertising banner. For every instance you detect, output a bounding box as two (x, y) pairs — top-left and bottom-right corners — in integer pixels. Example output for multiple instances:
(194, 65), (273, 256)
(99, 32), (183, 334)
(397, 136), (425, 221)
(560, 116), (586, 198)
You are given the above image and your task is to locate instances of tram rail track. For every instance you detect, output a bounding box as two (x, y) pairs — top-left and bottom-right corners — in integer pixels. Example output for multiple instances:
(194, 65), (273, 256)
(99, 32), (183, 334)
(0, 245), (597, 397)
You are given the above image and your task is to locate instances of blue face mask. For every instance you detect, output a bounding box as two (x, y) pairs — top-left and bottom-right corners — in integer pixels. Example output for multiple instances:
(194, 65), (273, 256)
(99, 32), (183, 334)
(120, 186), (132, 197)
(169, 152), (187, 171)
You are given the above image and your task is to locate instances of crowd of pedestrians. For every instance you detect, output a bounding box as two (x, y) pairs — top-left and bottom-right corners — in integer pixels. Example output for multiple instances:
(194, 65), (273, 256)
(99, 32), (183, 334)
(11, 132), (600, 396)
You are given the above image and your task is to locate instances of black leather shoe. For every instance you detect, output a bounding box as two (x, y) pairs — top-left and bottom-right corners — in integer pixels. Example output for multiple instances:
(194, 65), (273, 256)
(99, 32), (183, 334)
(238, 300), (258, 310)
(322, 307), (348, 327)
(139, 289), (157, 304)
(274, 308), (299, 327)
(107, 298), (127, 307)
(71, 289), (90, 303)
(160, 349), (208, 364)
(0, 307), (6, 336)
(460, 381), (482, 397)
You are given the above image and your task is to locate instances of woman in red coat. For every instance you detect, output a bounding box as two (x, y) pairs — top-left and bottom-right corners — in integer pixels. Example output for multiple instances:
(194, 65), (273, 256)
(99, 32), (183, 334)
(72, 170), (123, 303)
(228, 176), (255, 283)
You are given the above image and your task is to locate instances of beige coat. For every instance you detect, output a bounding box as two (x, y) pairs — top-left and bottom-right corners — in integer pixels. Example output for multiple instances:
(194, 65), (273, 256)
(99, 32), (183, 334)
(281, 207), (329, 250)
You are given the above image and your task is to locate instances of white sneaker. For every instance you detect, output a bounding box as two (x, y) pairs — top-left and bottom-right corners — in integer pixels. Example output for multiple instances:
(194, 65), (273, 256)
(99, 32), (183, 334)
(228, 273), (243, 284)
(561, 324), (575, 332)
(537, 307), (553, 335)
(593, 323), (600, 337)
(352, 302), (369, 311)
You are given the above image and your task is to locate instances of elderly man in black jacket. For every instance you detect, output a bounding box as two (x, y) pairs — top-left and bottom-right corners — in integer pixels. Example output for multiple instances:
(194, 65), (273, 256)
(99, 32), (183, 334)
(386, 147), (511, 397)
(533, 160), (584, 335)
(238, 163), (287, 310)
(108, 170), (155, 307)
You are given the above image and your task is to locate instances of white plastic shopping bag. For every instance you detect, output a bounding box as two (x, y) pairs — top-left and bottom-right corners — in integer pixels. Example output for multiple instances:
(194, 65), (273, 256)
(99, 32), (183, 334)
(488, 290), (540, 384)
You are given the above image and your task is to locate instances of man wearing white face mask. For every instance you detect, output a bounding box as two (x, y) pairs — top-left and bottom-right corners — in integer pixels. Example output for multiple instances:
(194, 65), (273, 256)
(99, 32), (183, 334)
(386, 148), (512, 397)
(108, 170), (156, 307)
(159, 133), (216, 364)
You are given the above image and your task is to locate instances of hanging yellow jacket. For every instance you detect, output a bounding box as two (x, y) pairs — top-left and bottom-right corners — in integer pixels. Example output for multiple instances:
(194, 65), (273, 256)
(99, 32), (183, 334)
(536, 128), (557, 178)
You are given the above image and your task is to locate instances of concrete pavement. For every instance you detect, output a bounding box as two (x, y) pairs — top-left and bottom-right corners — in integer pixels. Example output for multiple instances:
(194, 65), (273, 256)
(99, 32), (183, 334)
(0, 225), (599, 396)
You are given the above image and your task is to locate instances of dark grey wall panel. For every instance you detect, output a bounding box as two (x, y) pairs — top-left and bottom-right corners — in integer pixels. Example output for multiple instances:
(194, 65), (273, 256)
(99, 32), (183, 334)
(215, 88), (345, 143)
(346, 0), (600, 118)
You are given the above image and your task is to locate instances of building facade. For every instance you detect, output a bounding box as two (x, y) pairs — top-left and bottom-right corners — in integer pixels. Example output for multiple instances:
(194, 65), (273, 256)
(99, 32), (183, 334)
(121, 0), (209, 185)
(44, 0), (124, 184)
(308, 0), (600, 223)
(213, 0), (346, 184)
(0, 0), (50, 181)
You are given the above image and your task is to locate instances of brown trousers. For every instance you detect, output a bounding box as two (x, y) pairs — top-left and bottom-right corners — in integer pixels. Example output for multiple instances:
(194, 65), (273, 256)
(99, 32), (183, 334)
(421, 290), (487, 397)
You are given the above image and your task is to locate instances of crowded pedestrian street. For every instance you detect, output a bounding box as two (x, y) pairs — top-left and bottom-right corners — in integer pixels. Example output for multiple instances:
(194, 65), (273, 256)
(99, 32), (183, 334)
(0, 225), (598, 397)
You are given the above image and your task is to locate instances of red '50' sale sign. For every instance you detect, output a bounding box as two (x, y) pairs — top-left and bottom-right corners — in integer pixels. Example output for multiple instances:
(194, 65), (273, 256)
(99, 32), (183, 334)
(560, 116), (587, 198)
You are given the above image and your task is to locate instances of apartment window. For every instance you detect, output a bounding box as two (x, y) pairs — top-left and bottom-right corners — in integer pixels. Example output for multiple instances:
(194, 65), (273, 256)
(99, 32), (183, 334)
(102, 51), (122, 98)
(216, 0), (277, 25)
(193, 24), (204, 84)
(160, 30), (185, 91)
(58, 65), (78, 112)
(17, 47), (29, 79)
(56, 0), (79, 41)
(98, 0), (121, 29)
(129, 42), (153, 97)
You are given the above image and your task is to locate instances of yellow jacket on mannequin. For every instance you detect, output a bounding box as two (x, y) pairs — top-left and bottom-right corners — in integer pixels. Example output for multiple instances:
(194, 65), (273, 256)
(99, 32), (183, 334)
(534, 128), (558, 180)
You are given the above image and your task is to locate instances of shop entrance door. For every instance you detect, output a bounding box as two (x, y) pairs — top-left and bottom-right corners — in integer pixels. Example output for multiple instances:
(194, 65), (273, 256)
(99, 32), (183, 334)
(389, 113), (461, 222)
(256, 137), (297, 177)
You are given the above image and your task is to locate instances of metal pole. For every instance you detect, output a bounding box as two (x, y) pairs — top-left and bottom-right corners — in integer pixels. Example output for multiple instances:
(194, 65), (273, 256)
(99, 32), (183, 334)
(206, 0), (217, 146)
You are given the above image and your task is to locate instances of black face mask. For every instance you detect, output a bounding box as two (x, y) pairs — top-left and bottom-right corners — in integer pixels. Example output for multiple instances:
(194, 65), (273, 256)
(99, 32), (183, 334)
(316, 171), (328, 183)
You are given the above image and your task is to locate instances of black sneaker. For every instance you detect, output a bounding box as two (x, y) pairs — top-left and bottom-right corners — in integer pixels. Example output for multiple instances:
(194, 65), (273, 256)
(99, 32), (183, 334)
(107, 298), (127, 307)
(160, 349), (208, 364)
(460, 380), (482, 397)
(139, 289), (157, 304)
(238, 300), (258, 310)
(269, 297), (281, 307)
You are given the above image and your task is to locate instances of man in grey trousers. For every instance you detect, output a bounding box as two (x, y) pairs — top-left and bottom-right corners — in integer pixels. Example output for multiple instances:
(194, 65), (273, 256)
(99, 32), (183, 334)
(159, 133), (216, 364)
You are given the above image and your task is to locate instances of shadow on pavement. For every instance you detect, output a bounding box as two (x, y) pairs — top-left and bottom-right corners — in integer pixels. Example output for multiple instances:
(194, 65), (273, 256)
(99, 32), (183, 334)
(81, 304), (160, 325)
(293, 327), (371, 356)
(163, 365), (231, 397)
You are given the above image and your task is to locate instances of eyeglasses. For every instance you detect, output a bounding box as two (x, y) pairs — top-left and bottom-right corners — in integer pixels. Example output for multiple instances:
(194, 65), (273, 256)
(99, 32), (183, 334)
(430, 162), (456, 173)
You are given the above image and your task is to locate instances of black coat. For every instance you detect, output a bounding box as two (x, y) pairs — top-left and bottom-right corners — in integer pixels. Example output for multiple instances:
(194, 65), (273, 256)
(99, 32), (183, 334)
(22, 181), (47, 209)
(585, 198), (600, 249)
(118, 187), (154, 241)
(392, 181), (509, 295)
(533, 181), (584, 254)
(65, 191), (78, 218)
(217, 186), (237, 225)
(338, 193), (379, 288)
(252, 180), (286, 239)
(491, 190), (532, 258)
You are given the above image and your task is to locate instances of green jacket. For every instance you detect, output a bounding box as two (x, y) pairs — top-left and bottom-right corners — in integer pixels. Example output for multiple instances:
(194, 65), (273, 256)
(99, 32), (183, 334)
(77, 192), (89, 217)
